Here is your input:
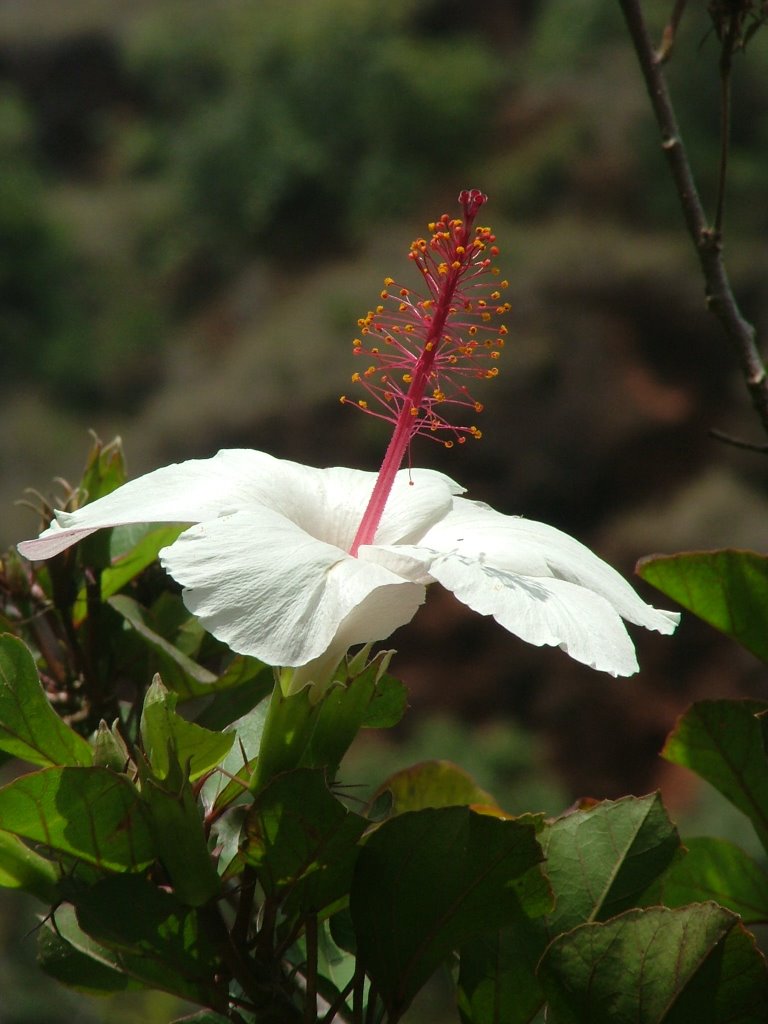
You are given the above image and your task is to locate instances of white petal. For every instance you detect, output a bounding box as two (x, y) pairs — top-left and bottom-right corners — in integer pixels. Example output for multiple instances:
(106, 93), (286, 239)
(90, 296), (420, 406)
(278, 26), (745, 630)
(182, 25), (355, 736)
(18, 449), (286, 560)
(160, 508), (424, 666)
(18, 450), (460, 562)
(419, 498), (679, 635)
(424, 550), (641, 676)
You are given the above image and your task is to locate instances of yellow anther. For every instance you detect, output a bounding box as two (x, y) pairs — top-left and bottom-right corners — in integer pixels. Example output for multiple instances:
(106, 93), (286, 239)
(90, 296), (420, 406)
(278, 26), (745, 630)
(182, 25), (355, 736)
(444, 440), (454, 449)
(402, 373), (413, 383)
(451, 261), (461, 270)
(468, 326), (477, 336)
(358, 400), (368, 408)
(384, 277), (395, 286)
(485, 367), (499, 378)
(474, 402), (484, 413)
(491, 291), (501, 301)
(456, 245), (465, 255)
(351, 372), (361, 382)
(380, 290), (389, 299)
(481, 312), (492, 321)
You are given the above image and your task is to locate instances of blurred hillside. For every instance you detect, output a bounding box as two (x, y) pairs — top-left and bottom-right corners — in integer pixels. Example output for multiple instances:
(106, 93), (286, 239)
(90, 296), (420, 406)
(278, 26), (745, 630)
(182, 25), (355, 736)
(3, 0), (768, 795)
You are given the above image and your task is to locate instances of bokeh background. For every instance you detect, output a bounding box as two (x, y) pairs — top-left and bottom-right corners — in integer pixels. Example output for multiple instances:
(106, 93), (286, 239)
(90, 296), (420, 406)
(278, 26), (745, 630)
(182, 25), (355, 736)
(2, 0), (768, 1020)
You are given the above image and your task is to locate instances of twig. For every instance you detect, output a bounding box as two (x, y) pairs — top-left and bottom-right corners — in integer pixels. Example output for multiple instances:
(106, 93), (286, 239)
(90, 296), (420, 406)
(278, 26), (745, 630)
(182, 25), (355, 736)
(714, 9), (740, 237)
(709, 427), (768, 453)
(618, 0), (768, 438)
(321, 976), (357, 1024)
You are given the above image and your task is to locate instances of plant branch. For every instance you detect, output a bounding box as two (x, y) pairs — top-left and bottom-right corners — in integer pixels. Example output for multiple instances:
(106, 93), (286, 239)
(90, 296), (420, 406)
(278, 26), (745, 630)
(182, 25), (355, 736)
(618, 0), (768, 437)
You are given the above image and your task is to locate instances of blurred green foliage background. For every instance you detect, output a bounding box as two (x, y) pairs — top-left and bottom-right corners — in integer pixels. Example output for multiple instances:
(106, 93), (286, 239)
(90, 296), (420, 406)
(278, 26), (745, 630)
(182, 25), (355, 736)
(2, 0), (768, 1019)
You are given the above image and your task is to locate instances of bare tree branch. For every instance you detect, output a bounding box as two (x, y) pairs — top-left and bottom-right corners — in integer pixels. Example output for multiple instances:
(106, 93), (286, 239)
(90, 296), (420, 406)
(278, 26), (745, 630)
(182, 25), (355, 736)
(618, 0), (768, 437)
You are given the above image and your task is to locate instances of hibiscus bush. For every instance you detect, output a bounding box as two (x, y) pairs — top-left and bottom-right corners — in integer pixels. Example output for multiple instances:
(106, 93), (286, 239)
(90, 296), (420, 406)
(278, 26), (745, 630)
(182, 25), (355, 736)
(2, 434), (768, 1024)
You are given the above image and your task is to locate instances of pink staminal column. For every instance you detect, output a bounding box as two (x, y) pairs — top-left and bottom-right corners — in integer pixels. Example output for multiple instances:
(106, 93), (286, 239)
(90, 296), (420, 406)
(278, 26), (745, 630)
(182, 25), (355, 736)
(343, 189), (510, 556)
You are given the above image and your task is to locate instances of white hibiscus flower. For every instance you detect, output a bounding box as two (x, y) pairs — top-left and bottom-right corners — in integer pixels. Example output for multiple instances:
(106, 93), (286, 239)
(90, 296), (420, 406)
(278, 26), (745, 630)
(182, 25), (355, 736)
(18, 449), (679, 686)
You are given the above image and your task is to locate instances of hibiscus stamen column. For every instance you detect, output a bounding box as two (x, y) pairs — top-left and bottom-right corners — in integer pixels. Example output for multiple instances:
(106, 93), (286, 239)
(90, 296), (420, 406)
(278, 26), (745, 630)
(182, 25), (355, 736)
(342, 189), (510, 556)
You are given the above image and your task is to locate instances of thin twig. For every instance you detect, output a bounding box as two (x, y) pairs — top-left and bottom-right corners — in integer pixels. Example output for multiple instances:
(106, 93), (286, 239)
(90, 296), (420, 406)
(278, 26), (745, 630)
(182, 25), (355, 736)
(714, 11), (739, 236)
(618, 0), (768, 438)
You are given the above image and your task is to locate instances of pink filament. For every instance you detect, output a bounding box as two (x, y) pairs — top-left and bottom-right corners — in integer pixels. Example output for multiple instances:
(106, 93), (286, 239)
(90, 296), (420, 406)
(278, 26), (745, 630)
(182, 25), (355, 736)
(349, 190), (489, 555)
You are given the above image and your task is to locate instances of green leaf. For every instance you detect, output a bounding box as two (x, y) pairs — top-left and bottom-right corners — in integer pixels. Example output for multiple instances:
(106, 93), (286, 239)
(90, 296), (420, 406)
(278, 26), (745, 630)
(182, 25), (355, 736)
(638, 550), (768, 661)
(539, 904), (768, 1024)
(201, 699), (270, 814)
(38, 915), (137, 994)
(458, 794), (680, 1024)
(140, 676), (234, 782)
(79, 435), (127, 503)
(0, 766), (155, 871)
(253, 653), (404, 789)
(109, 594), (219, 697)
(92, 719), (132, 772)
(458, 913), (546, 1024)
(139, 754), (221, 907)
(663, 700), (768, 852)
(541, 793), (680, 932)
(646, 837), (768, 924)
(73, 525), (184, 622)
(243, 768), (367, 916)
(0, 828), (60, 901)
(43, 893), (220, 1005)
(192, 659), (273, 729)
(77, 436), (129, 568)
(74, 875), (221, 999)
(360, 669), (408, 728)
(0, 633), (93, 767)
(373, 759), (500, 815)
(350, 806), (548, 1021)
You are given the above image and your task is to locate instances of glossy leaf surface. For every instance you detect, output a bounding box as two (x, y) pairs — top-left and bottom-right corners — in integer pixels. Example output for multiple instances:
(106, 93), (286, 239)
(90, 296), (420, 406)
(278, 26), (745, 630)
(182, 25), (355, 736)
(638, 550), (768, 661)
(663, 700), (768, 851)
(0, 766), (154, 871)
(539, 904), (768, 1023)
